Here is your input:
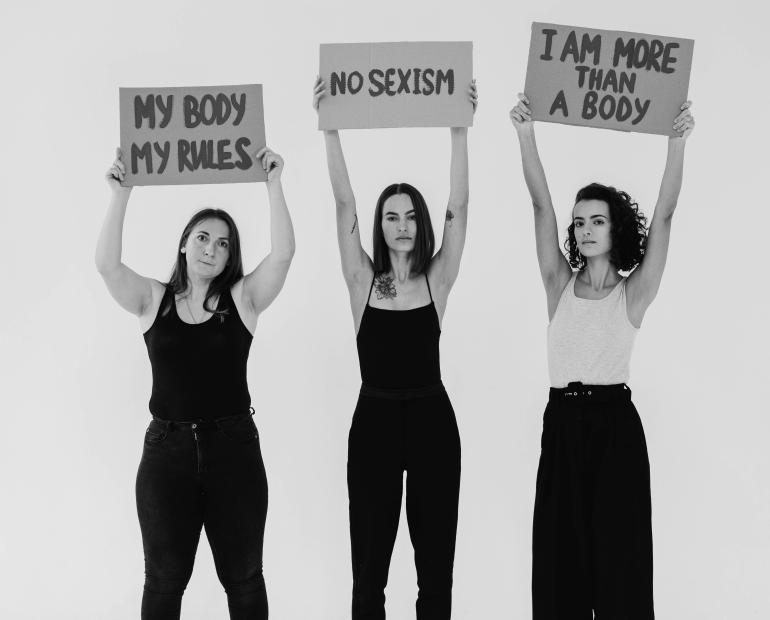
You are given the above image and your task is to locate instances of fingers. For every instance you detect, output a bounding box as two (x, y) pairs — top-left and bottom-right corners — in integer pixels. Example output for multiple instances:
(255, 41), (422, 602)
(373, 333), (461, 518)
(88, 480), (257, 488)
(518, 92), (530, 105)
(509, 101), (532, 123)
(106, 163), (125, 182)
(468, 79), (478, 110)
(313, 75), (326, 110)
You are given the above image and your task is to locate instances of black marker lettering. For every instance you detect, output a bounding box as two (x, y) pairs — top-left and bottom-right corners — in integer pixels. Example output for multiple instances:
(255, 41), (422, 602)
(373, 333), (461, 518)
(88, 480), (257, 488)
(234, 137), (252, 170)
(435, 69), (454, 95)
(550, 90), (569, 117)
(540, 28), (558, 60)
(369, 69), (385, 96)
(131, 141), (153, 173)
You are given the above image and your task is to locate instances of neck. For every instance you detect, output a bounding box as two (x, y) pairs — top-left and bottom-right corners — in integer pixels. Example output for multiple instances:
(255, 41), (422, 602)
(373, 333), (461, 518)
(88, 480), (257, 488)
(581, 255), (619, 290)
(184, 271), (212, 300)
(388, 251), (414, 283)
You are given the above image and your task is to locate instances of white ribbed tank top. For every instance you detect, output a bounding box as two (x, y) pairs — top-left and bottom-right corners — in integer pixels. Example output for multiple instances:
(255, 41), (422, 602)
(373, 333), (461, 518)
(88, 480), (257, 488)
(547, 272), (639, 388)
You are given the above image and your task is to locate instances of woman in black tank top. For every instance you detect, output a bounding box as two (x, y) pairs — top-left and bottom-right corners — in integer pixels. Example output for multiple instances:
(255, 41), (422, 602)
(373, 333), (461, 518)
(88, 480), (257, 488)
(314, 77), (477, 620)
(97, 146), (295, 619)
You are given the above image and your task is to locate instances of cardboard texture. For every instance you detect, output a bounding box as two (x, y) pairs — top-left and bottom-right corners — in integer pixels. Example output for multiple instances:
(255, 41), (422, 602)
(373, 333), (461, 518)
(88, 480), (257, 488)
(524, 23), (693, 136)
(319, 42), (473, 129)
(119, 84), (266, 186)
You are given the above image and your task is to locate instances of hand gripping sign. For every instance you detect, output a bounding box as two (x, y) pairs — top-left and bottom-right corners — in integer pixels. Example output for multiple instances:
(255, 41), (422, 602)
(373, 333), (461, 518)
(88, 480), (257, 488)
(318, 41), (473, 130)
(119, 84), (267, 186)
(524, 23), (693, 135)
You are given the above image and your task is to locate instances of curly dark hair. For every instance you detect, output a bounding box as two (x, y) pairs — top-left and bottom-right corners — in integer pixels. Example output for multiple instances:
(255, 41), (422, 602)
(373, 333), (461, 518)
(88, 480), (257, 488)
(564, 183), (648, 272)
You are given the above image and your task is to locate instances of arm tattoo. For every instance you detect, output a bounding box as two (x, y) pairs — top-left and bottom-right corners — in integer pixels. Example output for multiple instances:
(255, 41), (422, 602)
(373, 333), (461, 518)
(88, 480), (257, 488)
(350, 213), (358, 234)
(374, 274), (397, 300)
(446, 209), (455, 227)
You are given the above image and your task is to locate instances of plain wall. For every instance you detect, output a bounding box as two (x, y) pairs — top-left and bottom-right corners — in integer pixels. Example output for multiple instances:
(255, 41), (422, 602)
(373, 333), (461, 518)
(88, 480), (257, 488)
(1, 0), (768, 618)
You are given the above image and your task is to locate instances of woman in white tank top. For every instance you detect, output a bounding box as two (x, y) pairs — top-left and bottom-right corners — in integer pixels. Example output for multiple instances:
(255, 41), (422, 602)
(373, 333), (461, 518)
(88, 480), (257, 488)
(509, 93), (694, 619)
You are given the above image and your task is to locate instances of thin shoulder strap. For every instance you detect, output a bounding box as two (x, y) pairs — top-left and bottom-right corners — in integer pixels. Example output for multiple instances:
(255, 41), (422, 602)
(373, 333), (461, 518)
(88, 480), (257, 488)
(425, 273), (433, 303)
(367, 274), (376, 304)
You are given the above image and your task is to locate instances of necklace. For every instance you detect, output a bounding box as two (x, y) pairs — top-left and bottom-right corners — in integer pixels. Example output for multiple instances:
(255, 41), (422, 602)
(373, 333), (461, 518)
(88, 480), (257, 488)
(183, 295), (204, 324)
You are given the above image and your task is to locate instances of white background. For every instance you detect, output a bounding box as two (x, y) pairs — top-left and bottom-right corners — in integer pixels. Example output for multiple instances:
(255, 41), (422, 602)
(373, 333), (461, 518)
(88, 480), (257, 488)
(1, 1), (768, 618)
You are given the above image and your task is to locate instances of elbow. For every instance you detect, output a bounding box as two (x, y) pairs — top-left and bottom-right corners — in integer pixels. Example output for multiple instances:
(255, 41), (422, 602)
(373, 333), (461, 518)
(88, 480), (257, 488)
(274, 242), (296, 264)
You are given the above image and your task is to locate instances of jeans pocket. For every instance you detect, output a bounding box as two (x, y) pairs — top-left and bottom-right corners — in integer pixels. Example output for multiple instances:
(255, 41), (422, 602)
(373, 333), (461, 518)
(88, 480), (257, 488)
(144, 419), (168, 445)
(217, 415), (258, 444)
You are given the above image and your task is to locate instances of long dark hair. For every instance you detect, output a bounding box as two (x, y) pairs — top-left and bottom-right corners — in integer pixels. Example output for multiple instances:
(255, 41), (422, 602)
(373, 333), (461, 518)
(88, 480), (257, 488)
(372, 183), (435, 275)
(564, 182), (648, 272)
(164, 208), (244, 319)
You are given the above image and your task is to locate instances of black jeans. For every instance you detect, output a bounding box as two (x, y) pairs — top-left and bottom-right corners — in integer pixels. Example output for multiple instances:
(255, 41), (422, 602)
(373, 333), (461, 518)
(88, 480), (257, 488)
(533, 383), (654, 620)
(347, 384), (461, 620)
(136, 413), (268, 620)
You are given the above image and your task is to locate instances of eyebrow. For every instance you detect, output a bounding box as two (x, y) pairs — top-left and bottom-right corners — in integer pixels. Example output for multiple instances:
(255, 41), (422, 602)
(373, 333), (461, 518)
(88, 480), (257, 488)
(573, 214), (606, 220)
(384, 209), (415, 216)
(196, 230), (229, 240)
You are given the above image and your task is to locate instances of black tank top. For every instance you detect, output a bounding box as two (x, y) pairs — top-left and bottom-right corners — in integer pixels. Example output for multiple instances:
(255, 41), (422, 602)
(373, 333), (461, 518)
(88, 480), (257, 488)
(143, 286), (252, 421)
(356, 274), (441, 389)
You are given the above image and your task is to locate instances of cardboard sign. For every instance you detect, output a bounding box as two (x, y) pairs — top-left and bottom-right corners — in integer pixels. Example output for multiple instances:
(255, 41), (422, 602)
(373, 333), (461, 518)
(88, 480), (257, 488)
(318, 42), (473, 130)
(119, 84), (266, 186)
(524, 23), (693, 135)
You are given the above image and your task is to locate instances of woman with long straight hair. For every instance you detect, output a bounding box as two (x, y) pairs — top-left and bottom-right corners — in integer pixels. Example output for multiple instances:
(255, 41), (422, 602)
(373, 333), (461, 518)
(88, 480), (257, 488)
(509, 92), (695, 619)
(314, 77), (477, 620)
(96, 146), (295, 620)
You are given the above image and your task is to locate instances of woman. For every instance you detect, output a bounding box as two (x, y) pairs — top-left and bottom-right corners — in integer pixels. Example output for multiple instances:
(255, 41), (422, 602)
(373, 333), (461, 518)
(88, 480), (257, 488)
(509, 93), (694, 619)
(314, 76), (477, 620)
(96, 146), (295, 620)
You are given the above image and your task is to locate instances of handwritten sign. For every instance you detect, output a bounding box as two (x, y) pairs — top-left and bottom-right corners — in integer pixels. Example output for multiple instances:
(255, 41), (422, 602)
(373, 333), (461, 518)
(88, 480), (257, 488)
(318, 42), (473, 129)
(524, 23), (693, 135)
(119, 84), (266, 186)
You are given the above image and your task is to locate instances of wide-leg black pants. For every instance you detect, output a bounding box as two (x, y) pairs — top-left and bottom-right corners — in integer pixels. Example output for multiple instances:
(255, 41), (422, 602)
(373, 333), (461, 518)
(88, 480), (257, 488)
(347, 384), (461, 620)
(533, 383), (654, 620)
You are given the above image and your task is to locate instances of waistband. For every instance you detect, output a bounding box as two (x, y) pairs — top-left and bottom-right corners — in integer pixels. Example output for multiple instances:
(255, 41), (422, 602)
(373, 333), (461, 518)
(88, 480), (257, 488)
(549, 382), (631, 403)
(359, 382), (445, 400)
(151, 407), (255, 430)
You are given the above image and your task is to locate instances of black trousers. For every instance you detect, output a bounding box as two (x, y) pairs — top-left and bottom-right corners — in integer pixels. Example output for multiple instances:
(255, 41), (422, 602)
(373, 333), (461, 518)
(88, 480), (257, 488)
(533, 383), (654, 620)
(135, 413), (268, 620)
(347, 384), (461, 620)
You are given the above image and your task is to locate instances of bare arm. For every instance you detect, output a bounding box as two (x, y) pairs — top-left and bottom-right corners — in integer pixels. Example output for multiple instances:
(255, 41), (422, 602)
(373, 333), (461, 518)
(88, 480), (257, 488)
(95, 149), (158, 317)
(510, 94), (572, 311)
(241, 148), (296, 316)
(314, 77), (373, 290)
(429, 81), (477, 297)
(627, 102), (695, 324)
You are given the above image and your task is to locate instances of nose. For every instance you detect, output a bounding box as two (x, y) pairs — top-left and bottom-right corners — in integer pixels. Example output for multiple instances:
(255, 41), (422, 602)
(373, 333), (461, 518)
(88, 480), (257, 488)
(203, 241), (215, 255)
(398, 220), (407, 232)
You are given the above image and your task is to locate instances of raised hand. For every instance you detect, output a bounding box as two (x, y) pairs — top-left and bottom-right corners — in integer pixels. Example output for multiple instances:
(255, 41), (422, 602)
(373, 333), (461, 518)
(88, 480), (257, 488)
(256, 147), (284, 183)
(313, 75), (326, 113)
(509, 92), (533, 133)
(105, 147), (132, 197)
(672, 100), (695, 140)
(469, 79), (478, 113)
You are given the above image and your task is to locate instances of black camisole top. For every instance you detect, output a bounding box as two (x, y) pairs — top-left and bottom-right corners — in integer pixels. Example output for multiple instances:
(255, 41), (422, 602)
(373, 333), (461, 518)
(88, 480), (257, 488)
(356, 274), (442, 389)
(143, 286), (253, 421)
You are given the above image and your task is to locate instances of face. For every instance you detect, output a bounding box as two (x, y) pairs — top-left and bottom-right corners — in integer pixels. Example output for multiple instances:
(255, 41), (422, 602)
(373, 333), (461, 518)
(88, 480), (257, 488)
(181, 218), (231, 279)
(572, 199), (612, 259)
(381, 194), (417, 254)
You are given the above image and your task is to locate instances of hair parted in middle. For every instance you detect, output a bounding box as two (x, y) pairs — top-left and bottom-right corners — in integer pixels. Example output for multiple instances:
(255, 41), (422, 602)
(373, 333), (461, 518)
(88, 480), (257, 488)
(163, 208), (244, 320)
(372, 183), (435, 275)
(564, 182), (648, 272)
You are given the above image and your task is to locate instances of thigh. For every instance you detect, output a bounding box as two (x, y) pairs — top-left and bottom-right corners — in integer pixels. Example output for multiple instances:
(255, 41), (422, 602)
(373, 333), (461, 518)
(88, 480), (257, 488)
(592, 402), (653, 619)
(136, 422), (204, 576)
(404, 392), (461, 563)
(203, 417), (269, 580)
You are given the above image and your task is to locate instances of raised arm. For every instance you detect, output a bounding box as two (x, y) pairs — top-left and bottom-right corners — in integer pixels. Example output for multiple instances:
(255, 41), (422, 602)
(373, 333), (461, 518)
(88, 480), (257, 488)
(96, 148), (160, 317)
(240, 147), (296, 317)
(510, 93), (572, 314)
(429, 81), (477, 300)
(313, 76), (373, 292)
(627, 101), (694, 325)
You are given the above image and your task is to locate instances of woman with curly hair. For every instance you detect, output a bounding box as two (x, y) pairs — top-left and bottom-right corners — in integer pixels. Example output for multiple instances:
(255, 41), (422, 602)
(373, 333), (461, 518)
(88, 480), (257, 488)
(509, 93), (695, 619)
(313, 76), (476, 620)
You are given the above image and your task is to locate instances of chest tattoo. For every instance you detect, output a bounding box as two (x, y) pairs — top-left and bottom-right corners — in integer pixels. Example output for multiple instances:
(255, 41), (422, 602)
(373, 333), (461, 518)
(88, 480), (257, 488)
(374, 274), (397, 300)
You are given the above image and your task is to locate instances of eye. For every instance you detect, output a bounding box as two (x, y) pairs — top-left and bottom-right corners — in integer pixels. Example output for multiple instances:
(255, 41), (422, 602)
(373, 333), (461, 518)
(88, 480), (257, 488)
(196, 233), (207, 241)
(594, 219), (605, 225)
(385, 215), (397, 222)
(574, 221), (583, 228)
(407, 213), (416, 221)
(218, 240), (229, 249)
